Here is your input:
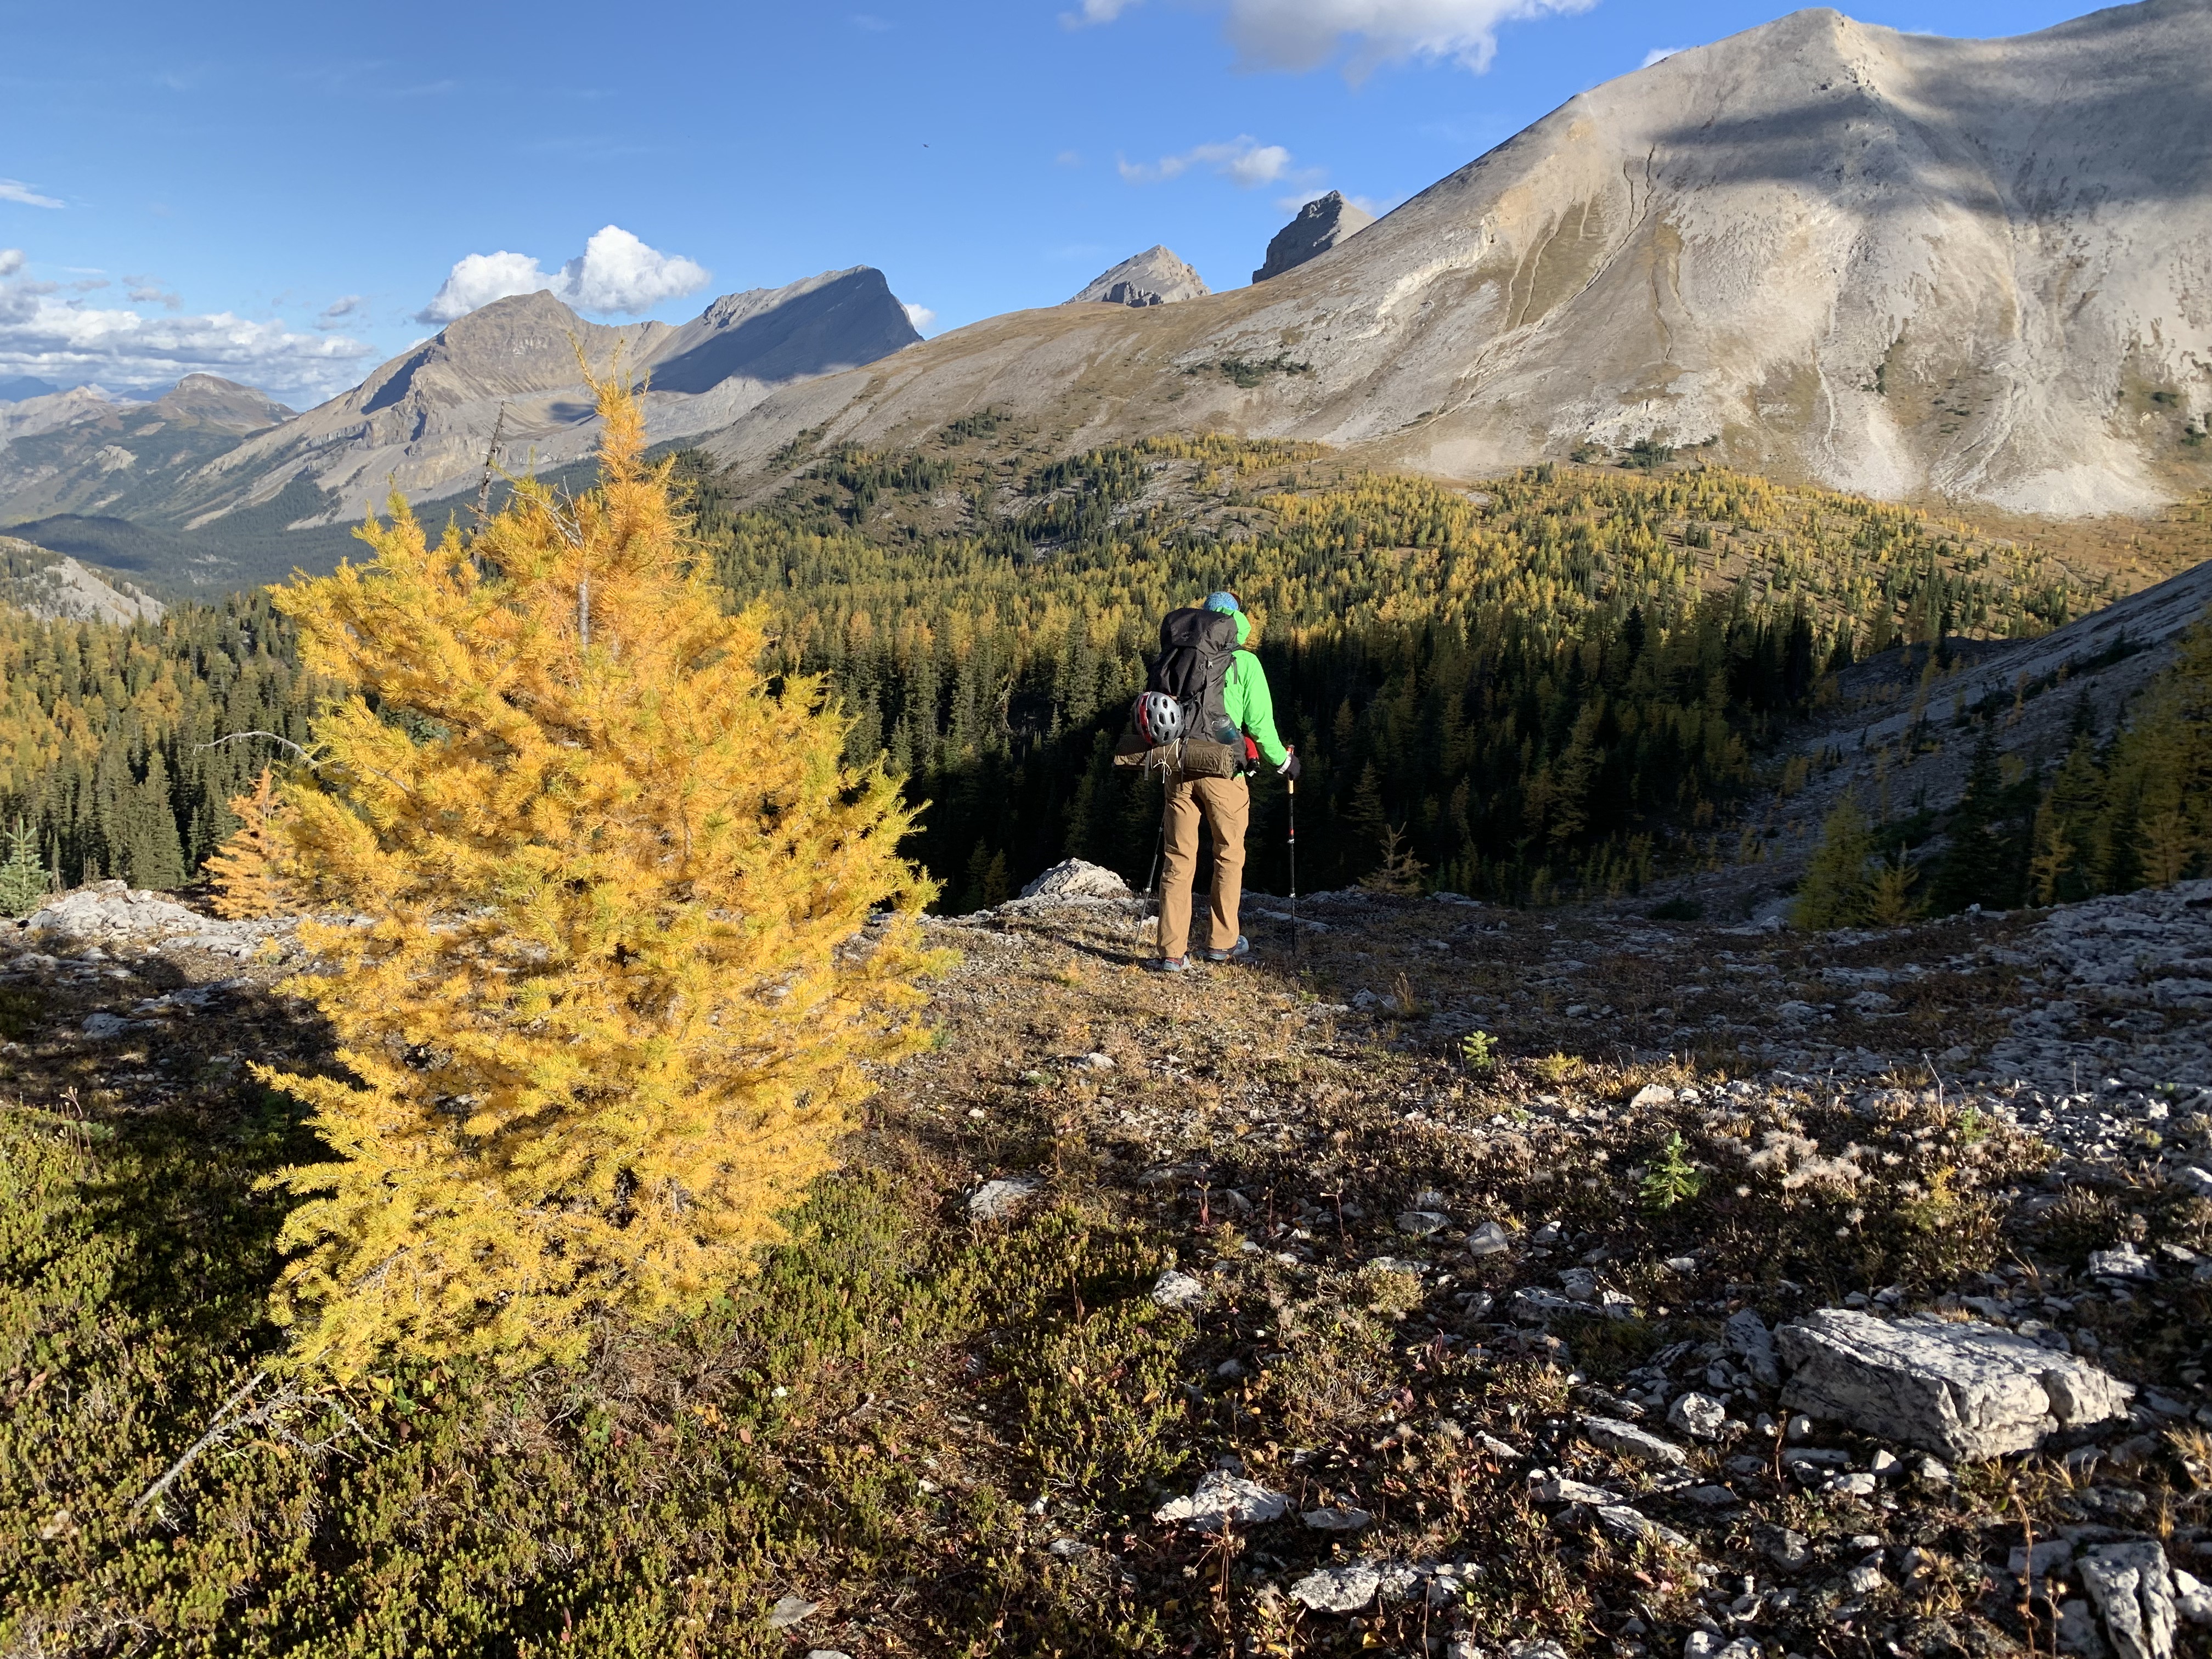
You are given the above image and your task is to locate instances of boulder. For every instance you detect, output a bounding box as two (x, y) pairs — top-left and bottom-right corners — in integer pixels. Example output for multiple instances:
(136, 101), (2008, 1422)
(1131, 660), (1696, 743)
(1668, 1392), (1728, 1440)
(1017, 859), (1133, 901)
(1466, 1221), (1511, 1257)
(1776, 1309), (2133, 1460)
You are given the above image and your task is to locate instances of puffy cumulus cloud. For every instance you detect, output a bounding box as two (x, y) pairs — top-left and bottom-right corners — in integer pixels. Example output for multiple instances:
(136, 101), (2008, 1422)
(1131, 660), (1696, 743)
(0, 262), (372, 403)
(901, 302), (936, 334)
(0, 179), (65, 210)
(1119, 136), (1304, 189)
(414, 225), (709, 325)
(1087, 0), (1592, 77)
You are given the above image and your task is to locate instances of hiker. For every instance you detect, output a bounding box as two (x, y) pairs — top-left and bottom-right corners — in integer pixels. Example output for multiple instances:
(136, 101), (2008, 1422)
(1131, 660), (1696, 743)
(1130, 590), (1299, 972)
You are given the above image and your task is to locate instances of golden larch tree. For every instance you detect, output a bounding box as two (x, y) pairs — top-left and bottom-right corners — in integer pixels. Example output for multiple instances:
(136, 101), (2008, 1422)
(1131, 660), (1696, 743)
(205, 766), (296, 918)
(258, 368), (939, 1375)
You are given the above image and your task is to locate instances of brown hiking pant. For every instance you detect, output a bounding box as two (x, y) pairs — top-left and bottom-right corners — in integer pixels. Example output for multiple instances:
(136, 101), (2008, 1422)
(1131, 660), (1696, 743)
(1159, 774), (1249, 960)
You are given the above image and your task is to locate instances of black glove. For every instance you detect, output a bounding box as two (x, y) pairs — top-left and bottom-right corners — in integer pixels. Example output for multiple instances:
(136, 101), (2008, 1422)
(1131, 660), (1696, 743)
(1277, 751), (1303, 781)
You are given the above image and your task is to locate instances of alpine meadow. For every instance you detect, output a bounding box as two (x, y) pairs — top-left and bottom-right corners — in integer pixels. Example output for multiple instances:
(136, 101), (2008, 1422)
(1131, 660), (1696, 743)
(8, 1), (2212, 1655)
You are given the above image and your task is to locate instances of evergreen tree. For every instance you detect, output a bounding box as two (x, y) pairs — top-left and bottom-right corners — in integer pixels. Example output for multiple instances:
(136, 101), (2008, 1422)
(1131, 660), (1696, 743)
(205, 767), (296, 918)
(258, 372), (941, 1375)
(0, 817), (49, 918)
(1793, 789), (1877, 929)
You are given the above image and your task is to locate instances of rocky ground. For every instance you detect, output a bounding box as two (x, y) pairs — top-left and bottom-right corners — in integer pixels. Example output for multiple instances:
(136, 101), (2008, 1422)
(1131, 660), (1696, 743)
(5, 869), (2211, 1658)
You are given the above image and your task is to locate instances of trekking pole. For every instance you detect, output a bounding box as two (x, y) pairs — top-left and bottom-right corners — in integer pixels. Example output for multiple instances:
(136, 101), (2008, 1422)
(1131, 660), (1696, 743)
(1286, 754), (1299, 960)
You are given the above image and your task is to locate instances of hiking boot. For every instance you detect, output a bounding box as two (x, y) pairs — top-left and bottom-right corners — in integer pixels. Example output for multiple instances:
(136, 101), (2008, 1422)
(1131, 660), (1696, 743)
(1200, 935), (1251, 964)
(1147, 955), (1193, 973)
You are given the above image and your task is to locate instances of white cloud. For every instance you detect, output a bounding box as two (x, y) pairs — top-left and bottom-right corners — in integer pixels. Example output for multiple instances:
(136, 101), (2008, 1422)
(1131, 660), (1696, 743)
(0, 179), (65, 210)
(0, 263), (372, 402)
(318, 295), (365, 330)
(1084, 0), (1593, 77)
(414, 225), (710, 324)
(1119, 135), (1302, 189)
(126, 276), (182, 310)
(1641, 44), (1685, 65)
(902, 302), (936, 334)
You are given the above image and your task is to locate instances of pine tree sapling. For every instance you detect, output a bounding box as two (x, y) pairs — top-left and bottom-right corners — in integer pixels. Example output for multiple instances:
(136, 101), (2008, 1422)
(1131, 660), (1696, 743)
(1792, 787), (1877, 929)
(1641, 1132), (1705, 1212)
(0, 817), (50, 918)
(259, 369), (941, 1375)
(206, 767), (297, 919)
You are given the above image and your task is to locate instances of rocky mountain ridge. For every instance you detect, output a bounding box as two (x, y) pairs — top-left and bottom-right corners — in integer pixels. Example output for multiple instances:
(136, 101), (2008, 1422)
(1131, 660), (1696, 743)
(695, 0), (2212, 519)
(1252, 190), (1373, 284)
(0, 376), (295, 526)
(1067, 246), (1211, 308)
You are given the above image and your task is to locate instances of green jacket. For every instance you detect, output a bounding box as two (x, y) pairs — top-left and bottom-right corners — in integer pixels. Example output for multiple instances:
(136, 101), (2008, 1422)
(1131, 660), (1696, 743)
(1224, 612), (1290, 768)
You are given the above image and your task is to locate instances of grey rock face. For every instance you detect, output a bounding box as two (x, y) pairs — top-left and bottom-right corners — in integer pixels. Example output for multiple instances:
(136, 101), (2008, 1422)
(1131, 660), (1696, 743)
(23, 881), (279, 961)
(1066, 247), (1210, 308)
(1150, 1268), (1207, 1311)
(1777, 1309), (2134, 1459)
(1251, 191), (1375, 284)
(2079, 1542), (2179, 1659)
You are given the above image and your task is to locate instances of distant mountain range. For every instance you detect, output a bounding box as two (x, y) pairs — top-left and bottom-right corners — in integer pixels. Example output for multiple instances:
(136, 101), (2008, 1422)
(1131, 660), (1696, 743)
(0, 268), (921, 592)
(696, 0), (2211, 520)
(5, 0), (2209, 599)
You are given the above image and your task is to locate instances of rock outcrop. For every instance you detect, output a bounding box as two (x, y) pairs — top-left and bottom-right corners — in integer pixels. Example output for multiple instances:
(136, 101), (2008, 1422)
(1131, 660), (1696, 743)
(1776, 1309), (2134, 1459)
(1067, 247), (1209, 308)
(1251, 191), (1373, 283)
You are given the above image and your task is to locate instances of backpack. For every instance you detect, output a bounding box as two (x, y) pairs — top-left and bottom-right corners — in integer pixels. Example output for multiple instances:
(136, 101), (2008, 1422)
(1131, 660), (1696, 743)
(1148, 607), (1243, 748)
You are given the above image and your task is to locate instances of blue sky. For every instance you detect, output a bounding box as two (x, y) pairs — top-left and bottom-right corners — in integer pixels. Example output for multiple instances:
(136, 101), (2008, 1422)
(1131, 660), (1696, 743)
(1, 0), (2104, 407)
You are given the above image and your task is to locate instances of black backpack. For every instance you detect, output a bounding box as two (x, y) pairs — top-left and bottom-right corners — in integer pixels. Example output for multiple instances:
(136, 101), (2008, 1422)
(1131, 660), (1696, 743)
(1147, 607), (1242, 748)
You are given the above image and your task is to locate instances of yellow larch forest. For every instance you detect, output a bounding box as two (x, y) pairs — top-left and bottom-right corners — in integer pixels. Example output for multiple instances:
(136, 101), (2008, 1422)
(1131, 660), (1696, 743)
(252, 368), (942, 1375)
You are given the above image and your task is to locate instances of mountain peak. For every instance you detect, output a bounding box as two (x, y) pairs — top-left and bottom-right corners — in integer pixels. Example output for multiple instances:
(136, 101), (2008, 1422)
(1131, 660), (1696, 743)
(1252, 192), (1374, 284)
(1067, 247), (1210, 308)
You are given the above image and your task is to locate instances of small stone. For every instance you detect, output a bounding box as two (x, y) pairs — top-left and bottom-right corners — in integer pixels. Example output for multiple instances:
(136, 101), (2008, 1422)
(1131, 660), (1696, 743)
(1786, 1414), (1815, 1440)
(1583, 1416), (1690, 1467)
(1399, 1209), (1451, 1237)
(1869, 1449), (1899, 1474)
(1289, 1563), (1381, 1612)
(2172, 1567), (2212, 1625)
(1531, 1475), (1617, 1504)
(1301, 1505), (1372, 1530)
(1844, 1556), (1886, 1594)
(1686, 1485), (1740, 1508)
(1595, 1504), (1691, 1549)
(1629, 1084), (1676, 1108)
(804, 1651), (854, 1659)
(1151, 1269), (1206, 1311)
(2173, 1166), (2212, 1200)
(1047, 1538), (1088, 1559)
(1506, 1643), (1571, 1659)
(766, 1595), (819, 1629)
(1917, 1454), (1952, 1486)
(1079, 1051), (1115, 1070)
(2058, 1599), (2109, 1658)
(80, 1011), (140, 1039)
(1152, 1469), (1290, 1531)
(1757, 1523), (1812, 1568)
(2089, 1243), (2157, 1281)
(1466, 1221), (1512, 1258)
(1832, 1471), (1880, 1498)
(1725, 1308), (1781, 1387)
(1668, 1392), (1728, 1440)
(2012, 1541), (2075, 1578)
(2078, 1541), (2180, 1659)
(967, 1177), (1040, 1220)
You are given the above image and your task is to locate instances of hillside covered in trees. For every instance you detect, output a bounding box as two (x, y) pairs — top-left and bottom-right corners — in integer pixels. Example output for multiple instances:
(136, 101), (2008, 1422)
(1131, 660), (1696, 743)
(0, 434), (2172, 913)
(692, 436), (2131, 907)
